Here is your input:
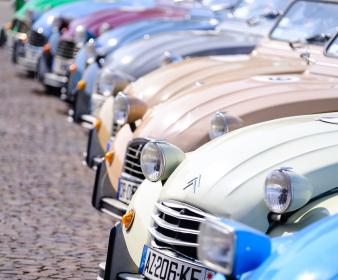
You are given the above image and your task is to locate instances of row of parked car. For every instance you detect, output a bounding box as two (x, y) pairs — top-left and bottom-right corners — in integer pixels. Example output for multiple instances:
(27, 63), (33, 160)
(3, 0), (338, 279)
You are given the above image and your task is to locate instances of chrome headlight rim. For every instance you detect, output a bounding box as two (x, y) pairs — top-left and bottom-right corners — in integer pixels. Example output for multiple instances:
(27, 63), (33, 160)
(264, 167), (294, 214)
(97, 68), (115, 97)
(140, 140), (166, 182)
(113, 93), (130, 125)
(74, 25), (87, 47)
(209, 111), (229, 140)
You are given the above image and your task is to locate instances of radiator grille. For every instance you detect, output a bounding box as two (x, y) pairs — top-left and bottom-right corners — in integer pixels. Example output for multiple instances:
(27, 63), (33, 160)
(56, 40), (79, 59)
(28, 31), (46, 47)
(149, 200), (215, 260)
(122, 138), (150, 181)
(18, 21), (29, 33)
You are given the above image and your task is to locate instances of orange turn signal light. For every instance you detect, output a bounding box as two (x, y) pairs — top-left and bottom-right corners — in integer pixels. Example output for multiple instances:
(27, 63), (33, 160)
(92, 119), (101, 131)
(122, 210), (135, 230)
(105, 151), (114, 164)
(69, 63), (77, 73)
(5, 22), (11, 30)
(77, 80), (86, 91)
(22, 37), (28, 45)
(44, 44), (51, 53)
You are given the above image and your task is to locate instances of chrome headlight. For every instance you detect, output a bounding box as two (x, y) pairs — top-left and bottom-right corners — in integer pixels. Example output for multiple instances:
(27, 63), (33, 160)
(97, 68), (115, 96)
(113, 93), (147, 126)
(99, 22), (111, 36)
(51, 14), (61, 32)
(141, 140), (186, 182)
(209, 111), (244, 140)
(113, 93), (129, 125)
(198, 218), (271, 276)
(74, 25), (87, 46)
(264, 167), (312, 214)
(85, 38), (96, 64)
(160, 51), (183, 67)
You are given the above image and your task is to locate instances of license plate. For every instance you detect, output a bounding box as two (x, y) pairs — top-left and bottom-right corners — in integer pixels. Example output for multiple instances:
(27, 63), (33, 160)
(26, 48), (40, 60)
(117, 178), (139, 204)
(53, 58), (70, 76)
(139, 246), (215, 280)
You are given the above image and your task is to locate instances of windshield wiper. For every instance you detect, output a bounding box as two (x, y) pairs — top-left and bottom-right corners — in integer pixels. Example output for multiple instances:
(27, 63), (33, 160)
(305, 33), (331, 43)
(246, 10), (283, 26)
(289, 33), (331, 48)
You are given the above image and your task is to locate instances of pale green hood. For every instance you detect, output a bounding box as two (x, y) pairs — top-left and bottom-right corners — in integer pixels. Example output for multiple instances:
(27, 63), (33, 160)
(158, 113), (338, 232)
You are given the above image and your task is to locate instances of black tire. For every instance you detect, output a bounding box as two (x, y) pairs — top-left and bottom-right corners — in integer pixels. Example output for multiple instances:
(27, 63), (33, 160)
(0, 28), (5, 47)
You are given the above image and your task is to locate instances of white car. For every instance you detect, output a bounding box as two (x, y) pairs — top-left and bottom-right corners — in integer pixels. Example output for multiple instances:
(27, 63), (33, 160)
(98, 112), (338, 280)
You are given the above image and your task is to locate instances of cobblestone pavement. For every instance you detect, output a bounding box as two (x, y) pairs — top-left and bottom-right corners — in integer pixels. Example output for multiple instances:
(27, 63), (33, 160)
(0, 6), (117, 279)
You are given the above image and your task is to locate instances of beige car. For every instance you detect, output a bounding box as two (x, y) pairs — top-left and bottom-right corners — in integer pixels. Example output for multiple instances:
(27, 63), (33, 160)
(90, 0), (338, 219)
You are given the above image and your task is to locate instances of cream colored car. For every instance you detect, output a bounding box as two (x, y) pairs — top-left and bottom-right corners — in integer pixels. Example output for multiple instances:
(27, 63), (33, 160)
(99, 112), (338, 280)
(91, 0), (338, 220)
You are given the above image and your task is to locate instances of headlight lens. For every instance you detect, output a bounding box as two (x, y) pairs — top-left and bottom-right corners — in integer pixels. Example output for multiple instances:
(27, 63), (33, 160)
(209, 111), (229, 140)
(141, 142), (164, 182)
(141, 141), (186, 182)
(85, 38), (96, 64)
(113, 93), (129, 125)
(264, 167), (312, 214)
(198, 219), (235, 275)
(74, 25), (87, 46)
(97, 68), (115, 96)
(264, 169), (292, 213)
(51, 14), (60, 32)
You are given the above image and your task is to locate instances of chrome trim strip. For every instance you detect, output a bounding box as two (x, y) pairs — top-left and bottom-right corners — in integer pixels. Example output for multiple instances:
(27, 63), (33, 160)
(121, 172), (143, 184)
(123, 166), (143, 175)
(125, 159), (141, 167)
(151, 213), (200, 235)
(126, 152), (138, 160)
(148, 227), (199, 247)
(155, 202), (205, 222)
(161, 200), (215, 219)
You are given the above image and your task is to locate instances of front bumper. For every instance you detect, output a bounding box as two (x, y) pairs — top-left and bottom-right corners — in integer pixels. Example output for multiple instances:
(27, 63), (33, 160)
(43, 72), (68, 88)
(16, 44), (43, 72)
(100, 223), (139, 280)
(92, 158), (127, 219)
(84, 127), (106, 169)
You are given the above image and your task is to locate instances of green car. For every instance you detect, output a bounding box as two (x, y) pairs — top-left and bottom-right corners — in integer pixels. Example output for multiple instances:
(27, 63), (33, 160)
(0, 0), (93, 49)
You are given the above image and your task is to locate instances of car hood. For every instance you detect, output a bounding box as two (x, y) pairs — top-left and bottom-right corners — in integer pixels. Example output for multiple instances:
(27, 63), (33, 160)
(31, 1), (124, 37)
(102, 28), (265, 79)
(61, 6), (187, 39)
(156, 112), (338, 233)
(125, 53), (310, 108)
(133, 73), (338, 152)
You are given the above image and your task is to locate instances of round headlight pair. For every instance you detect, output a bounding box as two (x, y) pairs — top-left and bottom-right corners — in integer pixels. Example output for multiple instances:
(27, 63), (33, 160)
(141, 140), (186, 182)
(85, 38), (96, 64)
(264, 167), (313, 214)
(209, 111), (244, 140)
(113, 93), (147, 125)
(74, 25), (87, 46)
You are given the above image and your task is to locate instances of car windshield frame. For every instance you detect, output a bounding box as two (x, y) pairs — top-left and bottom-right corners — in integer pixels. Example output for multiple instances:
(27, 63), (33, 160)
(325, 31), (338, 58)
(268, 0), (338, 46)
(226, 0), (290, 22)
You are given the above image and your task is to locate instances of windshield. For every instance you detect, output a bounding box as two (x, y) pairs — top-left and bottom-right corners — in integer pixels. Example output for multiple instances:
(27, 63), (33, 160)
(232, 0), (289, 21)
(271, 1), (338, 45)
(327, 35), (338, 57)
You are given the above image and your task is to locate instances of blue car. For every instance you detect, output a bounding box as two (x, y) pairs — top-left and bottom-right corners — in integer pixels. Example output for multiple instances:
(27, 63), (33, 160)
(198, 212), (338, 280)
(66, 0), (238, 118)
(14, 0), (155, 73)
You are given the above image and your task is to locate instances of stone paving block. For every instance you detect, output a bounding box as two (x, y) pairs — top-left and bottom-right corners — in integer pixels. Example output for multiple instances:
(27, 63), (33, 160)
(0, 26), (118, 279)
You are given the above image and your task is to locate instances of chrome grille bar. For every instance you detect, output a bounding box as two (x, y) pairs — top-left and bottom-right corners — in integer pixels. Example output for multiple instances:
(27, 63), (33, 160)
(148, 227), (199, 247)
(155, 202), (205, 222)
(123, 166), (143, 175)
(151, 213), (200, 235)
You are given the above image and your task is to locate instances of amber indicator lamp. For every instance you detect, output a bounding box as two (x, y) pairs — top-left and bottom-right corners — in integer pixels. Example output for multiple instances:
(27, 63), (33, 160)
(122, 210), (135, 230)
(77, 80), (86, 90)
(105, 151), (114, 164)
(44, 44), (51, 53)
(69, 64), (77, 73)
(92, 119), (101, 131)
